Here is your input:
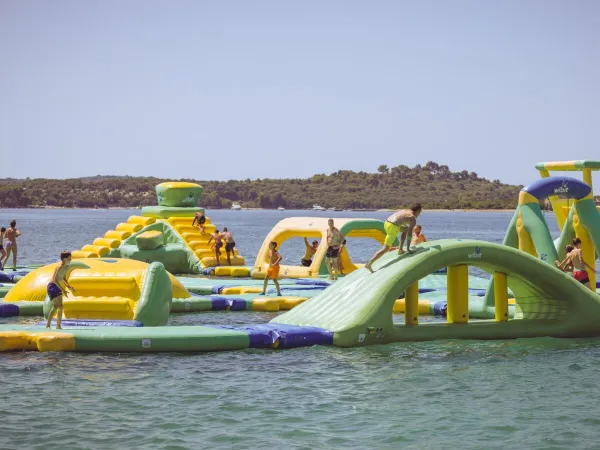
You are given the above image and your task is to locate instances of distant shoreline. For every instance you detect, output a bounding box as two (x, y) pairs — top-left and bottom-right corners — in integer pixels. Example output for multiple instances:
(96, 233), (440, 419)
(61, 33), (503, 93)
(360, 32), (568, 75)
(2, 206), (522, 213)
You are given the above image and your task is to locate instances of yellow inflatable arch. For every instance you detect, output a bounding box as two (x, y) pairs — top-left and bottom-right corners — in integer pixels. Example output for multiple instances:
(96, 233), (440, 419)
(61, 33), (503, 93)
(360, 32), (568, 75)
(251, 217), (393, 278)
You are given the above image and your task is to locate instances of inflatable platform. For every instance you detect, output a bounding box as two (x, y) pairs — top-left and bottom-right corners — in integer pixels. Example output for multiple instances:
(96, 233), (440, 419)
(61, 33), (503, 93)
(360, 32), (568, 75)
(72, 182), (247, 275)
(1, 161), (599, 353)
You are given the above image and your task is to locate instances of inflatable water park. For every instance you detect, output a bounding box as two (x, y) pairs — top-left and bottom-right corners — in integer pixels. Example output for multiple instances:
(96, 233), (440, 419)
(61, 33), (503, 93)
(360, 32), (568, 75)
(1, 160), (599, 353)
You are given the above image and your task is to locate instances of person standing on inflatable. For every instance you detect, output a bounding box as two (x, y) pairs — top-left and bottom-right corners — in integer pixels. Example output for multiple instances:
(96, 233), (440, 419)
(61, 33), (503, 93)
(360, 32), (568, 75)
(261, 241), (282, 296)
(325, 219), (344, 280)
(2, 220), (21, 271)
(365, 203), (422, 272)
(45, 251), (76, 329)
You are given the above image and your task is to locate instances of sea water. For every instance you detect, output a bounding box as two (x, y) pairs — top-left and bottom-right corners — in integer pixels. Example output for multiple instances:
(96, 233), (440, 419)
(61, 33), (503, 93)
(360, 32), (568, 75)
(2, 209), (599, 450)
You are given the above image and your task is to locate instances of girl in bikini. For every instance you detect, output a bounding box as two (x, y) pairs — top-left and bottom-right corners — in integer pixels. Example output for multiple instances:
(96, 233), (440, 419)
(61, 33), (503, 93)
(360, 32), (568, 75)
(2, 220), (21, 271)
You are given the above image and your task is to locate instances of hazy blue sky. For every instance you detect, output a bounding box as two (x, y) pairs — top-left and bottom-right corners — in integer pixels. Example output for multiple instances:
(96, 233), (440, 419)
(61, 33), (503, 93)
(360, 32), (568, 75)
(1, 1), (599, 186)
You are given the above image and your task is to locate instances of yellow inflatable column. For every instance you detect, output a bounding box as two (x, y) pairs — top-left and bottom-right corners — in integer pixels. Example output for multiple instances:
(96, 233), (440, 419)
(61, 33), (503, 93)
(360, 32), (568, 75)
(405, 282), (418, 325)
(573, 209), (596, 291)
(516, 211), (537, 257)
(494, 272), (508, 322)
(447, 265), (468, 324)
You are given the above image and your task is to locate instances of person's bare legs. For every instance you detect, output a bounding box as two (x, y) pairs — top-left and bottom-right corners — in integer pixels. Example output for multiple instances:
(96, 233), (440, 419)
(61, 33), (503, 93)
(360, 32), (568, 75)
(11, 245), (17, 270)
(273, 278), (281, 296)
(45, 296), (61, 328)
(226, 250), (232, 265)
(56, 298), (64, 329)
(262, 276), (270, 295)
(0, 248), (6, 269)
(328, 258), (337, 280)
(398, 231), (408, 255)
(2, 246), (12, 270)
(365, 245), (391, 272)
(215, 248), (220, 266)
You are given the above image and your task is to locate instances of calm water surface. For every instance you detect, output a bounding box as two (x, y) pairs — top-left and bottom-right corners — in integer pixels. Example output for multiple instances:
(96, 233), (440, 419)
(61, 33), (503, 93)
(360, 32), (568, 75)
(3, 209), (599, 450)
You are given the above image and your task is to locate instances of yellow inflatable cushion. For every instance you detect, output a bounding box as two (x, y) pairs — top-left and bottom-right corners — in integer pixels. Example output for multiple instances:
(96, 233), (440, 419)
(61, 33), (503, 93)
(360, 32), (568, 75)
(0, 331), (75, 352)
(278, 296), (308, 310)
(251, 297), (280, 311)
(71, 250), (98, 259)
(104, 230), (131, 240)
(116, 223), (143, 233)
(127, 216), (156, 226)
(81, 244), (110, 257)
(93, 238), (121, 249)
(215, 267), (251, 277)
(200, 255), (245, 268)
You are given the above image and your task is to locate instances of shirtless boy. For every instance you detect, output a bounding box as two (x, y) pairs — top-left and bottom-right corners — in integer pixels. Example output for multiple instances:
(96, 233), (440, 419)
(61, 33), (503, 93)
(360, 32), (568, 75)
(326, 219), (345, 280)
(365, 203), (422, 272)
(301, 237), (319, 267)
(555, 238), (597, 290)
(45, 251), (76, 329)
(2, 220), (21, 271)
(261, 241), (282, 296)
(207, 229), (223, 266)
(221, 227), (236, 265)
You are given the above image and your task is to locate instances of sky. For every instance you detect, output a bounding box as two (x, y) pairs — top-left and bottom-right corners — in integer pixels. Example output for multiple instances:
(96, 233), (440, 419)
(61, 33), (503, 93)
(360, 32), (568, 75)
(1, 1), (599, 186)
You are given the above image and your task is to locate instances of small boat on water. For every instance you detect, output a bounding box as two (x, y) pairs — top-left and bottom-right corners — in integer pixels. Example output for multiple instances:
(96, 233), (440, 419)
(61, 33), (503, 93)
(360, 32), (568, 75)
(312, 204), (326, 211)
(231, 203), (242, 211)
(277, 206), (285, 211)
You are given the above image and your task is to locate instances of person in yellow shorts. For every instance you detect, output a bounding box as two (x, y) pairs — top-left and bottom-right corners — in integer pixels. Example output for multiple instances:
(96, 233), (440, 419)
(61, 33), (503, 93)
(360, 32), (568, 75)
(365, 203), (422, 272)
(262, 241), (282, 296)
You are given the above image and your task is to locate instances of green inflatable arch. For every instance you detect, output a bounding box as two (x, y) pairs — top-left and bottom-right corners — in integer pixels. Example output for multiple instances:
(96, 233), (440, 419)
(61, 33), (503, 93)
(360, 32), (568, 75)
(273, 239), (600, 347)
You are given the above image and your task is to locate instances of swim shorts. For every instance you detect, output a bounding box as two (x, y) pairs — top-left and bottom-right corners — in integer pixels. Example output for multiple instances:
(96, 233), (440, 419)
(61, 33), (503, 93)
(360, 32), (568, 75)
(0, 244), (3, 251)
(301, 258), (312, 267)
(199, 216), (206, 224)
(47, 282), (63, 300)
(267, 264), (280, 279)
(384, 221), (401, 246)
(225, 242), (236, 252)
(326, 246), (339, 258)
(573, 270), (590, 284)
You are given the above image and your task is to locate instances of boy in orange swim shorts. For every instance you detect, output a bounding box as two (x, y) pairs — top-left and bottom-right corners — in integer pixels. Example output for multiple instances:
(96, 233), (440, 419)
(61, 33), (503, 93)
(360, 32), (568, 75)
(262, 241), (282, 296)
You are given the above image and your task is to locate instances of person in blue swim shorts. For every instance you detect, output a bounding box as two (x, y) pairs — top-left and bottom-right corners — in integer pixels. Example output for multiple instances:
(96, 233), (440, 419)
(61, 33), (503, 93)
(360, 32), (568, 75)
(45, 251), (76, 329)
(365, 203), (422, 272)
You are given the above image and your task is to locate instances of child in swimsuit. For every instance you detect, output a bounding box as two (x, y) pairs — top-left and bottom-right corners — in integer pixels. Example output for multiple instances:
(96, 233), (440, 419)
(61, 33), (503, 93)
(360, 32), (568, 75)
(207, 229), (223, 266)
(262, 241), (282, 296)
(413, 225), (427, 244)
(0, 227), (6, 270)
(45, 251), (76, 329)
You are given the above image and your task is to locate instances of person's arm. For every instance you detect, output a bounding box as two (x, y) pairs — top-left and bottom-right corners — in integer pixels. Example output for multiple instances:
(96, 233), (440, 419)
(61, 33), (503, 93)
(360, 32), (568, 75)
(207, 235), (213, 245)
(192, 217), (197, 226)
(16, 229), (21, 237)
(63, 271), (76, 293)
(274, 251), (282, 265)
(304, 238), (310, 249)
(406, 219), (416, 251)
(555, 255), (572, 271)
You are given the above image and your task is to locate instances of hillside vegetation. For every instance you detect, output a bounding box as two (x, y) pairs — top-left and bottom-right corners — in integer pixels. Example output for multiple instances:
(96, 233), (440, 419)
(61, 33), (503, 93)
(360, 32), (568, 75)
(0, 162), (526, 209)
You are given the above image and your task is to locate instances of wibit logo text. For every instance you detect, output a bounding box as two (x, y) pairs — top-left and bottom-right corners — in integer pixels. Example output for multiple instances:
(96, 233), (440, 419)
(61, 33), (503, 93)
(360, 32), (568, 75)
(182, 193), (196, 204)
(553, 181), (569, 195)
(468, 247), (482, 259)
